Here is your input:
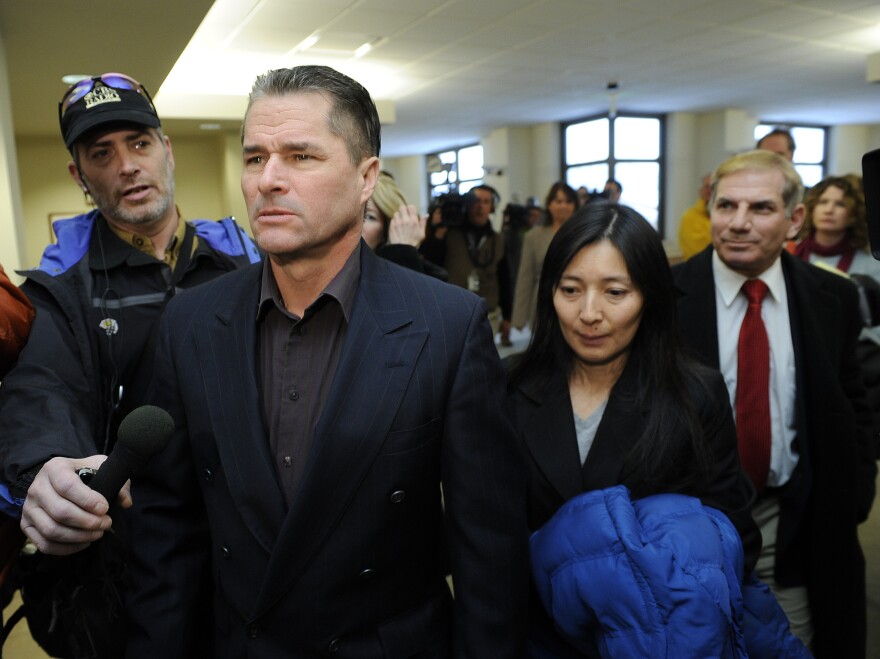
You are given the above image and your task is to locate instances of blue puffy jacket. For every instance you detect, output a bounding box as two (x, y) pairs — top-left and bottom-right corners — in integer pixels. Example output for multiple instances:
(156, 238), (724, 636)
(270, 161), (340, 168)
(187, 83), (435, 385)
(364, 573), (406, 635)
(530, 485), (811, 658)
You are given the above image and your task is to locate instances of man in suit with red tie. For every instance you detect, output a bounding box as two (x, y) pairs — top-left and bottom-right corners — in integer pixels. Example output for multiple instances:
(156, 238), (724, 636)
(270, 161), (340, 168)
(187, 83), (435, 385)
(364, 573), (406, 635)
(123, 65), (528, 658)
(673, 150), (876, 658)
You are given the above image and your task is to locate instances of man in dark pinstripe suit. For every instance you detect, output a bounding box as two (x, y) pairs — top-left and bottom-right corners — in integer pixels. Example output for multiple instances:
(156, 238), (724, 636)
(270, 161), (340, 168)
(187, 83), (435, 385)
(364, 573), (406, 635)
(124, 65), (528, 659)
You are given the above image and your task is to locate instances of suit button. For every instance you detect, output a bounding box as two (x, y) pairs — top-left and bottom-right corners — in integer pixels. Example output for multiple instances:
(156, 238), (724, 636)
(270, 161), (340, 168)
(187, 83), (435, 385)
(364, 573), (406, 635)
(204, 468), (214, 482)
(328, 638), (341, 653)
(221, 546), (230, 559)
(246, 623), (259, 638)
(389, 490), (406, 503)
(359, 568), (375, 579)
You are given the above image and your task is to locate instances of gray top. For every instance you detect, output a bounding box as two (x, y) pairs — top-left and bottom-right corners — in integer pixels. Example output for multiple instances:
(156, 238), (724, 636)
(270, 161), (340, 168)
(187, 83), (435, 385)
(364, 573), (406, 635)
(574, 398), (609, 465)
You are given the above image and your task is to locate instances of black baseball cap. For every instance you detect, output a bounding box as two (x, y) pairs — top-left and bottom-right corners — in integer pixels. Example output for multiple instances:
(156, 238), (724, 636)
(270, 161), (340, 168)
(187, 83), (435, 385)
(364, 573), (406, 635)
(59, 73), (161, 150)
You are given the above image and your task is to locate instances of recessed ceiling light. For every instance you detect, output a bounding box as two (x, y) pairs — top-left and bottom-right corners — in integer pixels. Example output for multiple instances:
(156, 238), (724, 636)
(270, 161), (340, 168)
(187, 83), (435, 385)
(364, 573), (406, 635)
(62, 74), (90, 85)
(199, 123), (222, 130)
(298, 34), (320, 51)
(354, 37), (388, 59)
(354, 43), (373, 59)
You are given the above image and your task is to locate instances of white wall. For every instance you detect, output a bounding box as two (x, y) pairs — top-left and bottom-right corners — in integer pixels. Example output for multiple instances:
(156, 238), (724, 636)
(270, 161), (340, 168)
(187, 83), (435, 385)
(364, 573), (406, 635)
(380, 154), (426, 212)
(829, 125), (880, 177)
(664, 112), (699, 247)
(530, 122), (561, 207)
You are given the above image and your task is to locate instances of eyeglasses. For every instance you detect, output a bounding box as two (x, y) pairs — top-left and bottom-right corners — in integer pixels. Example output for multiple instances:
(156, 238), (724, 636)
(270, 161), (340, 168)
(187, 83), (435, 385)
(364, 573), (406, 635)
(58, 73), (155, 120)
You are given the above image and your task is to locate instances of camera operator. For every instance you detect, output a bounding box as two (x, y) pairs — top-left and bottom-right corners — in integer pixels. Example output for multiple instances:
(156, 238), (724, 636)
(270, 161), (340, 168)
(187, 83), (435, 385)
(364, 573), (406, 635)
(421, 186), (511, 337)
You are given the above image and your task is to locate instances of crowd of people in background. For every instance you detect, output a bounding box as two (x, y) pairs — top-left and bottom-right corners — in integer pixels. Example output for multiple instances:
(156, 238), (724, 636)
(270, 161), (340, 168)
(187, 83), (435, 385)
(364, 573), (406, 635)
(0, 67), (876, 659)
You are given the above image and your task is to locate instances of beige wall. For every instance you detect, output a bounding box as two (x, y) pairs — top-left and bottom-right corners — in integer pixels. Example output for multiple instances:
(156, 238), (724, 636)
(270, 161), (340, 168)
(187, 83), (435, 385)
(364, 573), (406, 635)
(10, 111), (880, 266)
(163, 133), (226, 223)
(14, 130), (244, 267)
(0, 31), (26, 277)
(380, 155), (427, 213)
(15, 136), (89, 267)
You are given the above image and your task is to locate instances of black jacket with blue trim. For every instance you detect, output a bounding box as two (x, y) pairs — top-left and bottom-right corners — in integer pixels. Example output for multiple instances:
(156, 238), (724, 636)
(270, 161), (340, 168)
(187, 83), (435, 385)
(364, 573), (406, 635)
(0, 210), (261, 507)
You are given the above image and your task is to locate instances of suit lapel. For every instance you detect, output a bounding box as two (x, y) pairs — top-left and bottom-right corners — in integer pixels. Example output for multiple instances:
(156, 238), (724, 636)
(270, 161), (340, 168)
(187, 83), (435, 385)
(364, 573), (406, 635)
(675, 249), (721, 368)
(518, 373), (583, 503)
(581, 363), (645, 488)
(254, 247), (427, 614)
(781, 252), (837, 361)
(194, 265), (286, 554)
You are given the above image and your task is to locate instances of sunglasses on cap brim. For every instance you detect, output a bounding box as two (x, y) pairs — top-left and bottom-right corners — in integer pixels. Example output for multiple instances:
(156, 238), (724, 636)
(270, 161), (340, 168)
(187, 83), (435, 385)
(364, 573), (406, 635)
(58, 73), (155, 120)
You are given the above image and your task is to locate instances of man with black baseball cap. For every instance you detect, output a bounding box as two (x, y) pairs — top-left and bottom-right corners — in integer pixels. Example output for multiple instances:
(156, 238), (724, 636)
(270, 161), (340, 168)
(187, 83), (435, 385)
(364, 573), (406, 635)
(60, 73), (162, 149)
(0, 72), (260, 657)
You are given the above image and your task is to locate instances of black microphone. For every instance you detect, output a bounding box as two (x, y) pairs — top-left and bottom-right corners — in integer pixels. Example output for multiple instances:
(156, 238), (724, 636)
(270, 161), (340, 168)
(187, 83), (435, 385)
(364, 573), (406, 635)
(87, 405), (174, 502)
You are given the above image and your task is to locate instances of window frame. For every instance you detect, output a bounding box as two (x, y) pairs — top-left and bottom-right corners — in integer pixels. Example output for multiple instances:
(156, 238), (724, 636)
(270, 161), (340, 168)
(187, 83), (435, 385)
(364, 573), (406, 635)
(560, 112), (666, 233)
(755, 122), (828, 187)
(426, 143), (484, 201)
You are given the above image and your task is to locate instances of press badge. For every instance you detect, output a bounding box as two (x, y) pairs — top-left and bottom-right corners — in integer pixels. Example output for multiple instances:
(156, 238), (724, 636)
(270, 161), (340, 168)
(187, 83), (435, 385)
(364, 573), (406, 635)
(99, 318), (119, 336)
(467, 270), (480, 293)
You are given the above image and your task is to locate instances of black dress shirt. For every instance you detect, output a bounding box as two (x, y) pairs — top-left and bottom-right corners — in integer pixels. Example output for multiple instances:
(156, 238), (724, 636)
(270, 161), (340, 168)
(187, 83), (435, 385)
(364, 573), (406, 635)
(257, 248), (359, 505)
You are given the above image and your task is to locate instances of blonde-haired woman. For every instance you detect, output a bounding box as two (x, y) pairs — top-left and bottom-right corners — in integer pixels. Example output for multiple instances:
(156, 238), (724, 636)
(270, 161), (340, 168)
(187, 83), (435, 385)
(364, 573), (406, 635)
(363, 172), (446, 279)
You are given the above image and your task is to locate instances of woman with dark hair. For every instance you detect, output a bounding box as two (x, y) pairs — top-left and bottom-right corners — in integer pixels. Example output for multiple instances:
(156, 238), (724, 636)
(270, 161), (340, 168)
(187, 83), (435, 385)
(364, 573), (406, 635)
(511, 182), (578, 331)
(509, 203), (768, 657)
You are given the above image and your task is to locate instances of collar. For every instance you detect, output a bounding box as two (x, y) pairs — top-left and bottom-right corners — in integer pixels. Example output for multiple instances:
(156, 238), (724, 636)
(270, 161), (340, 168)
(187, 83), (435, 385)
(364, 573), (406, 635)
(711, 249), (785, 308)
(88, 213), (162, 269)
(257, 244), (361, 323)
(103, 205), (187, 265)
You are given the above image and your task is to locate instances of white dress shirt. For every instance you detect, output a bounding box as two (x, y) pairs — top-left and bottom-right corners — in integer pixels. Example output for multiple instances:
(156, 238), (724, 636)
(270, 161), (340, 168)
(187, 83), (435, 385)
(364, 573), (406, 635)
(712, 251), (798, 487)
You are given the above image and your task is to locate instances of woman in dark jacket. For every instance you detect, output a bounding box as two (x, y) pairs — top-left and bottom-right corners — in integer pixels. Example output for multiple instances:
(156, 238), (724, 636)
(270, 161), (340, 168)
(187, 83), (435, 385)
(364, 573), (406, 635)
(507, 203), (761, 657)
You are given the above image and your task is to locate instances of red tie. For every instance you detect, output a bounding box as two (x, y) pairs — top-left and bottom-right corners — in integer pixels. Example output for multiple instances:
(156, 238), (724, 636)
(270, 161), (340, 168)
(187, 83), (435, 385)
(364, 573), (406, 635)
(736, 279), (771, 492)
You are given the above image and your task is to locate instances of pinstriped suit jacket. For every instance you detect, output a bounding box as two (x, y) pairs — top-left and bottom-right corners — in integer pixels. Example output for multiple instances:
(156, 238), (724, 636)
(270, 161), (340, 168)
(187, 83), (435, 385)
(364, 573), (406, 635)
(125, 243), (528, 659)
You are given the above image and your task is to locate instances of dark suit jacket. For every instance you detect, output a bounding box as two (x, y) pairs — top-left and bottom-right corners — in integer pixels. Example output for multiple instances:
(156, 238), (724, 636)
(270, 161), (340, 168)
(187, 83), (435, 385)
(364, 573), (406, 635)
(673, 248), (877, 658)
(125, 244), (528, 659)
(511, 358), (759, 658)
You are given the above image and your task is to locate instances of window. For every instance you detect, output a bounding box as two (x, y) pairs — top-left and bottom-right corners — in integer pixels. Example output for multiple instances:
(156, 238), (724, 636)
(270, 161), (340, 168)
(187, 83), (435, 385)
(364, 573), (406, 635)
(754, 124), (827, 188)
(562, 114), (664, 230)
(426, 144), (484, 200)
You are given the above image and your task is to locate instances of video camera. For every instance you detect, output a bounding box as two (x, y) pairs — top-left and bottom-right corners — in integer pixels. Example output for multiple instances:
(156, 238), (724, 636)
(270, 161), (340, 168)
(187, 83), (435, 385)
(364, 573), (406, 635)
(429, 192), (470, 228)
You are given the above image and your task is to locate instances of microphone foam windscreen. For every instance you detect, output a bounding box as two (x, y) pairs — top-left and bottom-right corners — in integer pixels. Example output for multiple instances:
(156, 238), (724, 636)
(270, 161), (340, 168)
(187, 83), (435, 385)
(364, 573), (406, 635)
(116, 405), (174, 459)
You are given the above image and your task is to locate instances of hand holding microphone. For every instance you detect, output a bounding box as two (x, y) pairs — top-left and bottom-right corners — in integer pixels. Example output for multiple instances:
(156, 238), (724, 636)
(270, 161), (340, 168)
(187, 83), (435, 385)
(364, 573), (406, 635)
(85, 405), (174, 502)
(21, 405), (174, 555)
